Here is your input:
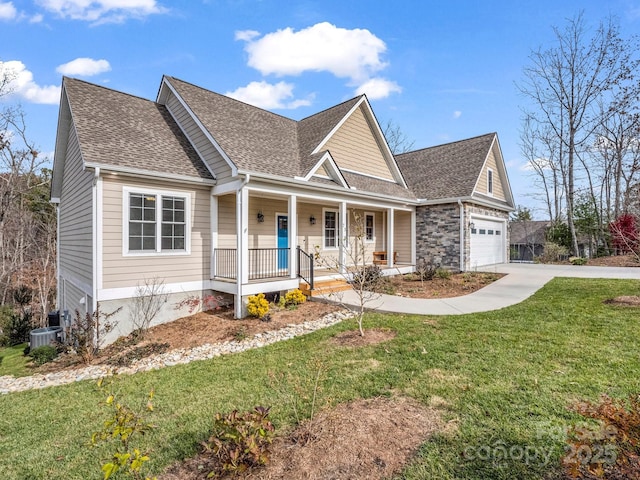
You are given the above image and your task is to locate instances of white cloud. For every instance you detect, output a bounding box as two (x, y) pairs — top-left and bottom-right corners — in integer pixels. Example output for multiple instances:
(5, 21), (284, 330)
(36, 0), (166, 24)
(521, 157), (551, 172)
(235, 29), (259, 42)
(238, 22), (389, 83)
(0, 2), (17, 20)
(29, 13), (44, 23)
(56, 57), (111, 76)
(0, 60), (60, 104)
(225, 81), (313, 110)
(453, 110), (462, 119)
(355, 77), (401, 100)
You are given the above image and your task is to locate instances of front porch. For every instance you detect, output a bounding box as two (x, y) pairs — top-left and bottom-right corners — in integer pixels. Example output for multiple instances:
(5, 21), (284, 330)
(210, 186), (415, 317)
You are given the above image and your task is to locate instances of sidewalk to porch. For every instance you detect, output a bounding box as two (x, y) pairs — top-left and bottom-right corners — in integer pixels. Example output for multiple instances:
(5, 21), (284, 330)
(316, 263), (640, 315)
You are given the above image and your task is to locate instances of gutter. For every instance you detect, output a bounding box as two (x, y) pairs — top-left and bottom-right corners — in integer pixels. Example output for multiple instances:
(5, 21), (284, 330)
(84, 162), (217, 186)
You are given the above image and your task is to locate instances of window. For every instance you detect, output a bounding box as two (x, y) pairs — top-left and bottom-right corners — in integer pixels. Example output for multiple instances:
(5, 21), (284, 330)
(495, 230), (501, 235)
(125, 188), (189, 255)
(479, 229), (486, 234)
(365, 213), (374, 242)
(487, 169), (494, 195)
(324, 210), (338, 248)
(488, 229), (494, 235)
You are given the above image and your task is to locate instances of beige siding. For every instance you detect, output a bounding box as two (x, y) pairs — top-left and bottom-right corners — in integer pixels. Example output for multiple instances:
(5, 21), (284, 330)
(324, 106), (394, 181)
(165, 91), (233, 181)
(59, 128), (93, 288)
(393, 211), (412, 265)
(102, 175), (211, 288)
(217, 194), (236, 248)
(248, 197), (288, 248)
(314, 164), (329, 177)
(477, 150), (506, 200)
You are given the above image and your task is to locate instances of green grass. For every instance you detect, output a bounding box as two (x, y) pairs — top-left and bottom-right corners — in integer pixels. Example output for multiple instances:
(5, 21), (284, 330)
(0, 278), (639, 479)
(0, 343), (30, 377)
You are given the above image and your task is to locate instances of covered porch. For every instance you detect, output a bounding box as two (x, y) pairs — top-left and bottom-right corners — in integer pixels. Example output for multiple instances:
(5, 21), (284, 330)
(210, 184), (415, 317)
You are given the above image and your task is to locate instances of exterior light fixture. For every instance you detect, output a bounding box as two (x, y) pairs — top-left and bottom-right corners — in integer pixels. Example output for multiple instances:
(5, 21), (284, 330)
(309, 215), (316, 225)
(257, 211), (265, 223)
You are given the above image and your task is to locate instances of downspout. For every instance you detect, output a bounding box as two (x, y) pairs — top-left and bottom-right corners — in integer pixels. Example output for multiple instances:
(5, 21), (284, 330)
(458, 199), (464, 272)
(92, 167), (100, 314)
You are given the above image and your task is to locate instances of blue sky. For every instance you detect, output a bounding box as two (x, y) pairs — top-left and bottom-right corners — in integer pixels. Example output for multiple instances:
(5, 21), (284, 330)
(1, 0), (639, 217)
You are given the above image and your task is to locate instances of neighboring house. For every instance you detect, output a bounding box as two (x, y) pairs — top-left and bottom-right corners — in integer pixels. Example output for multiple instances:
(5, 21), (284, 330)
(509, 220), (550, 262)
(396, 134), (514, 271)
(50, 76), (514, 341)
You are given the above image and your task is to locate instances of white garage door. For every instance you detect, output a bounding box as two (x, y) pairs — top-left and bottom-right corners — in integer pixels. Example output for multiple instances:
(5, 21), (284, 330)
(470, 218), (505, 267)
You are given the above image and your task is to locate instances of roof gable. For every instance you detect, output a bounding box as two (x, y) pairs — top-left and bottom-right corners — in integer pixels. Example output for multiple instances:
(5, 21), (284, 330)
(58, 77), (213, 182)
(396, 133), (499, 200)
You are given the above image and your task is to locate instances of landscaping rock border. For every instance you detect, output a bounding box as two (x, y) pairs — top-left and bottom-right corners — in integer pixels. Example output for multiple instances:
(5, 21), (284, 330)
(0, 310), (353, 395)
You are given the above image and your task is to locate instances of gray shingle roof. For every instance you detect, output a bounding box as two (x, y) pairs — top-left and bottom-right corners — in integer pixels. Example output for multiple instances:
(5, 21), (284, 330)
(395, 133), (496, 200)
(63, 77), (212, 180)
(167, 77), (300, 177)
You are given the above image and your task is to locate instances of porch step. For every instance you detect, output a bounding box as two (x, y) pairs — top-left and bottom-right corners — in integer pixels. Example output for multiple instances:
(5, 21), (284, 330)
(299, 279), (352, 297)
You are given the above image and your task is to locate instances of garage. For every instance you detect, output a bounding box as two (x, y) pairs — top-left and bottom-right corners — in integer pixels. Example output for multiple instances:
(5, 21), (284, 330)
(469, 218), (505, 267)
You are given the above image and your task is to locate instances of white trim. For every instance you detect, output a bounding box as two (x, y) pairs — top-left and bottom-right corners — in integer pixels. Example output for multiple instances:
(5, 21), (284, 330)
(339, 202), (347, 273)
(159, 77), (238, 176)
(96, 171), (103, 293)
(364, 212), (375, 243)
(245, 183), (413, 211)
(322, 208), (340, 250)
(85, 162), (216, 186)
(50, 197), (60, 204)
(98, 279), (213, 301)
(212, 178), (245, 195)
(122, 186), (192, 257)
(386, 208), (395, 267)
(288, 196), (297, 279)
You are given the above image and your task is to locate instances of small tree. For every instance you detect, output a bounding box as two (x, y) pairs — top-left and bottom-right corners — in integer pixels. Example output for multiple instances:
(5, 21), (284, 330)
(609, 213), (640, 261)
(68, 304), (121, 364)
(128, 278), (168, 340)
(315, 211), (381, 336)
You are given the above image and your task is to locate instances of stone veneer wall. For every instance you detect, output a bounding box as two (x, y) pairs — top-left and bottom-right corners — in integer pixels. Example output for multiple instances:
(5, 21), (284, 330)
(415, 203), (461, 271)
(463, 203), (510, 271)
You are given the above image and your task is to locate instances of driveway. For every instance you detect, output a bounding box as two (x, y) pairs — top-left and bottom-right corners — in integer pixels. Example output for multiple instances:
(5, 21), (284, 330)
(327, 263), (640, 315)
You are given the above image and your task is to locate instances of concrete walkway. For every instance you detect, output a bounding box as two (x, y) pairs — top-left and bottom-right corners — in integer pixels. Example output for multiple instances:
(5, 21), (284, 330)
(325, 263), (640, 315)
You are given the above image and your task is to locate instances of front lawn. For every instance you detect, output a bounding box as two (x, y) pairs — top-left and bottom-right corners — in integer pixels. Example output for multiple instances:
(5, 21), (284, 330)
(0, 278), (638, 479)
(0, 343), (29, 377)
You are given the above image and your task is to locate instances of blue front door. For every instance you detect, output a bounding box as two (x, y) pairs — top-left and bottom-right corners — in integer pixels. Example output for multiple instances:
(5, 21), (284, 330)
(277, 215), (288, 270)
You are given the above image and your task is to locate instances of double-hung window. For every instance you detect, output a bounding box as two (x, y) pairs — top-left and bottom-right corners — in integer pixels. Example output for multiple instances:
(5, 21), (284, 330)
(487, 169), (494, 195)
(324, 209), (338, 249)
(365, 213), (374, 242)
(125, 188), (189, 255)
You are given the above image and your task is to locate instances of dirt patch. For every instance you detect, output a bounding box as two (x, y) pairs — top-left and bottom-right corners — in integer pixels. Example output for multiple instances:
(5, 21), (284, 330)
(379, 272), (505, 299)
(34, 301), (341, 374)
(604, 295), (640, 306)
(584, 254), (639, 267)
(161, 396), (443, 480)
(329, 328), (397, 347)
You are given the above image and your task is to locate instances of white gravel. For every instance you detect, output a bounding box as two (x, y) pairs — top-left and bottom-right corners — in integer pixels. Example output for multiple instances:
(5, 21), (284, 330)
(0, 310), (354, 395)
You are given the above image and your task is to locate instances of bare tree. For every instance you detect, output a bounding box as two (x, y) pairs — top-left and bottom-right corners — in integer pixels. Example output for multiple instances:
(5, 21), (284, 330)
(519, 13), (639, 254)
(383, 119), (415, 154)
(129, 278), (168, 339)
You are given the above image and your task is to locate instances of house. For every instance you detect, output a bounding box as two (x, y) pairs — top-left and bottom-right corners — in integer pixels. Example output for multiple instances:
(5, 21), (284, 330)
(509, 220), (550, 262)
(396, 134), (514, 270)
(50, 76), (514, 342)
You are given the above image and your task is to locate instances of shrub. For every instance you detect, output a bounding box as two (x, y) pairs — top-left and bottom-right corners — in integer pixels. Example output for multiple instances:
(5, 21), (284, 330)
(0, 305), (15, 346)
(284, 289), (306, 307)
(570, 256), (588, 265)
(562, 394), (640, 479)
(91, 379), (156, 480)
(415, 258), (439, 283)
(351, 264), (383, 291)
(202, 406), (275, 476)
(29, 345), (58, 365)
(247, 293), (269, 319)
(538, 241), (569, 263)
(435, 267), (451, 280)
(6, 311), (33, 346)
(67, 306), (121, 364)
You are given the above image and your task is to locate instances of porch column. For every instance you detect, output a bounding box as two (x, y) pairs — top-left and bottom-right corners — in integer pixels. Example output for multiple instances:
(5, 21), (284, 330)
(235, 187), (249, 318)
(387, 207), (395, 267)
(288, 195), (297, 279)
(339, 201), (347, 274)
(210, 193), (218, 279)
(411, 208), (416, 266)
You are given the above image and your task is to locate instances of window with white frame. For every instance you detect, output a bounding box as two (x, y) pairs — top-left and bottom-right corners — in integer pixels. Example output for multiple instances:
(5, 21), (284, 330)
(487, 169), (494, 195)
(125, 189), (189, 254)
(324, 209), (338, 248)
(365, 213), (374, 242)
